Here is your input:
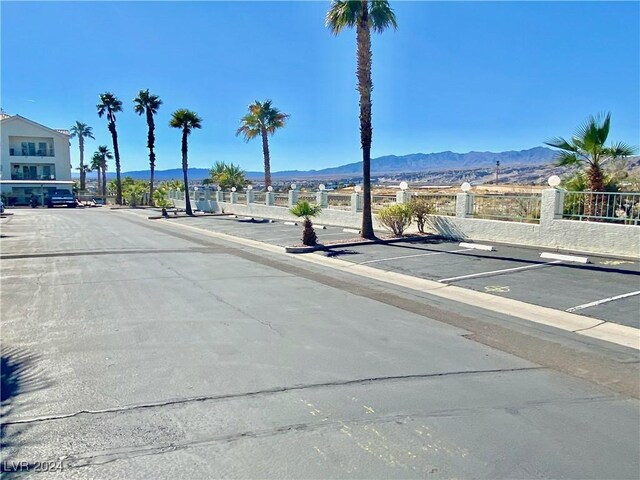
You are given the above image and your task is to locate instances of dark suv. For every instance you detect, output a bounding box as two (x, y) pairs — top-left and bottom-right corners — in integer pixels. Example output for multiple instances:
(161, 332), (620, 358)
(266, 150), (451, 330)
(47, 190), (77, 208)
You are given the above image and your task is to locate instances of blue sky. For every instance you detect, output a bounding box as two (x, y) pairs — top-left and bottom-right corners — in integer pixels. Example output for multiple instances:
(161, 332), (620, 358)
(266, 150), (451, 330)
(2, 1), (639, 173)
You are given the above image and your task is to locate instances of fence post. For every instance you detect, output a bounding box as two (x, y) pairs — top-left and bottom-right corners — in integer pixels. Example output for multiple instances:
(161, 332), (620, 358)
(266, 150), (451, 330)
(246, 189), (254, 205)
(456, 193), (473, 218)
(230, 191), (238, 204)
(216, 190), (223, 202)
(266, 191), (275, 206)
(351, 193), (362, 212)
(288, 189), (298, 208)
(317, 190), (328, 208)
(540, 188), (563, 226)
(396, 190), (411, 204)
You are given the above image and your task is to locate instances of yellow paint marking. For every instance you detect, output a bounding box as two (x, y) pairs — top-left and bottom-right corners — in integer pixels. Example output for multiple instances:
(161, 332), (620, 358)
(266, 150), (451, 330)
(484, 285), (510, 293)
(601, 260), (634, 265)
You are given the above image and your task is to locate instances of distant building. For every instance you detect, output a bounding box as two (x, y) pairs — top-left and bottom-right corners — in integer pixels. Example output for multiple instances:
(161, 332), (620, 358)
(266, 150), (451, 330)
(0, 114), (74, 205)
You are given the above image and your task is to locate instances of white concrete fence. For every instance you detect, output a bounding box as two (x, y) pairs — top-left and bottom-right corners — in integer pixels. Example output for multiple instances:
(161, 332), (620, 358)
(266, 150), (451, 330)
(167, 187), (640, 258)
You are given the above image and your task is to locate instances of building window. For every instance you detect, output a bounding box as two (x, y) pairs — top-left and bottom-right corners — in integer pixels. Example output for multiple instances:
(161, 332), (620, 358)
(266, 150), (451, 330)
(38, 142), (47, 156)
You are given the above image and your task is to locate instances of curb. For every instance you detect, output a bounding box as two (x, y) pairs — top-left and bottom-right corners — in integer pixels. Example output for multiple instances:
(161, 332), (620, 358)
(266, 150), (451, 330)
(148, 213), (233, 220)
(285, 235), (443, 254)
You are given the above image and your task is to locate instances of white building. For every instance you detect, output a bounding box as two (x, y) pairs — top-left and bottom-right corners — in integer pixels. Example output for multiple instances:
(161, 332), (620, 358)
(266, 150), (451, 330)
(0, 114), (74, 205)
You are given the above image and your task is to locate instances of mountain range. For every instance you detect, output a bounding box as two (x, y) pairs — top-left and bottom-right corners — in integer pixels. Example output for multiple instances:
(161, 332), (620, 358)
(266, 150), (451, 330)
(83, 147), (557, 181)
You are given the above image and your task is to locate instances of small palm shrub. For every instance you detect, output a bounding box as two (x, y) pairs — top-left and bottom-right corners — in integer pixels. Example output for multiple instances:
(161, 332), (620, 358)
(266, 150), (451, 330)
(409, 197), (433, 233)
(290, 201), (322, 246)
(378, 204), (412, 236)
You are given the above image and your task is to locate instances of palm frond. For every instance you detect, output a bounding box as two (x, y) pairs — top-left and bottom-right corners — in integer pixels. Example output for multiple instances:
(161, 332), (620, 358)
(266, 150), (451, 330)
(369, 0), (397, 33)
(326, 0), (361, 35)
(543, 136), (576, 152)
(604, 141), (638, 158)
(554, 151), (581, 167)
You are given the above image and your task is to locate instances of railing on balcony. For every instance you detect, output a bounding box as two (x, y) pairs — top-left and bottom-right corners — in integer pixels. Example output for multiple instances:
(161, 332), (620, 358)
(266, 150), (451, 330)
(563, 191), (640, 224)
(471, 194), (542, 223)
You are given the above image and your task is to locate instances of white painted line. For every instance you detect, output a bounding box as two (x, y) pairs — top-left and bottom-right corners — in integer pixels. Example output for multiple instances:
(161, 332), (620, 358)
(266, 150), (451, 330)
(566, 290), (640, 313)
(358, 248), (474, 265)
(284, 221), (298, 226)
(459, 242), (495, 251)
(439, 260), (562, 283)
(541, 252), (589, 264)
(343, 228), (360, 234)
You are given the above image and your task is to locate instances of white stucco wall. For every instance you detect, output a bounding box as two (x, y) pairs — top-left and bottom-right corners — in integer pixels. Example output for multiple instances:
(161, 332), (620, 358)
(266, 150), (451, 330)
(1, 116), (71, 181)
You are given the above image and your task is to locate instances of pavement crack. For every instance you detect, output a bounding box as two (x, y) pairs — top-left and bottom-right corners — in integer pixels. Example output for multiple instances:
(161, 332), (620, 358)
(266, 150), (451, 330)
(4, 366), (545, 426)
(39, 393), (616, 472)
(572, 321), (608, 333)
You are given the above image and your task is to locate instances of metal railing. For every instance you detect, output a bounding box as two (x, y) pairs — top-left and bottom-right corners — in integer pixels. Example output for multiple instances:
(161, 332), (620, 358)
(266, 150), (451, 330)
(236, 193), (247, 203)
(273, 194), (289, 207)
(253, 192), (267, 204)
(563, 191), (640, 224)
(371, 194), (396, 211)
(471, 194), (541, 223)
(327, 194), (352, 210)
(411, 193), (457, 216)
(296, 193), (317, 204)
(221, 192), (231, 202)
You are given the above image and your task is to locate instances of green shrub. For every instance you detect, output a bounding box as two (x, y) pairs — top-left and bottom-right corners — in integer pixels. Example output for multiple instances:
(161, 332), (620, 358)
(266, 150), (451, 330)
(378, 204), (412, 237)
(409, 198), (433, 233)
(290, 201), (322, 246)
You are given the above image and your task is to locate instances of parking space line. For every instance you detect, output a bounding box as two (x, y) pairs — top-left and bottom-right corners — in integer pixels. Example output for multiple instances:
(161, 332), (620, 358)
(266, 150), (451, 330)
(358, 248), (474, 265)
(566, 290), (640, 313)
(438, 260), (562, 283)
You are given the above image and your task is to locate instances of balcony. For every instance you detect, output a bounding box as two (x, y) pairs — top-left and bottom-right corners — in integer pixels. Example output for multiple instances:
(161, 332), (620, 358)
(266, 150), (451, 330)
(9, 148), (55, 157)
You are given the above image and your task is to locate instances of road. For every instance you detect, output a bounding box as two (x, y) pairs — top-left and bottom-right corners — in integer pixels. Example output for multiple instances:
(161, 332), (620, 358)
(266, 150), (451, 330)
(1, 208), (639, 479)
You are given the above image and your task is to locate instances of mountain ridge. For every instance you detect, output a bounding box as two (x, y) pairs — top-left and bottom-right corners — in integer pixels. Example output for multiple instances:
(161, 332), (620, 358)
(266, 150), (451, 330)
(83, 147), (557, 181)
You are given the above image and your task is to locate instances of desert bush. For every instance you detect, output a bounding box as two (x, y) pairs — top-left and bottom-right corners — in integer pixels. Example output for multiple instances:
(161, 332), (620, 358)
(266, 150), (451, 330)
(409, 197), (434, 233)
(378, 204), (412, 236)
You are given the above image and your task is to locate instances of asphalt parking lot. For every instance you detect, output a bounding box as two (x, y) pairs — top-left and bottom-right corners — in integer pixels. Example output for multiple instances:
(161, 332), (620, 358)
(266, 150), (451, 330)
(116, 210), (640, 329)
(315, 240), (640, 328)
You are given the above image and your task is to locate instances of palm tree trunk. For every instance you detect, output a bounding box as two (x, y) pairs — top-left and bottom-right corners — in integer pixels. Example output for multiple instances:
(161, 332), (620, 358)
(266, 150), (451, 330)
(147, 111), (156, 206)
(96, 167), (101, 198)
(109, 121), (123, 205)
(357, 2), (375, 239)
(79, 137), (85, 191)
(182, 130), (193, 215)
(585, 162), (605, 219)
(260, 127), (272, 188)
(102, 166), (107, 198)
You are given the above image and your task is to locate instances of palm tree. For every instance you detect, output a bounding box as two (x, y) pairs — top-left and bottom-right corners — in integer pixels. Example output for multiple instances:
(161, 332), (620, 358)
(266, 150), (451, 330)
(236, 100), (289, 188)
(134, 89), (162, 205)
(69, 122), (95, 191)
(95, 145), (112, 197)
(209, 161), (248, 190)
(545, 112), (636, 216)
(169, 109), (202, 215)
(76, 165), (93, 193)
(326, 0), (397, 239)
(90, 152), (102, 197)
(290, 201), (323, 246)
(97, 92), (124, 204)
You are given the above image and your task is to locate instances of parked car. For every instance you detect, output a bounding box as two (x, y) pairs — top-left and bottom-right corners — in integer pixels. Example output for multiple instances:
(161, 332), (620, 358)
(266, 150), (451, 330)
(47, 190), (77, 208)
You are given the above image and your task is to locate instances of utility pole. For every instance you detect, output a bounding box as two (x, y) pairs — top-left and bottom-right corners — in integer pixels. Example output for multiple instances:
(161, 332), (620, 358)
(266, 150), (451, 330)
(495, 160), (500, 185)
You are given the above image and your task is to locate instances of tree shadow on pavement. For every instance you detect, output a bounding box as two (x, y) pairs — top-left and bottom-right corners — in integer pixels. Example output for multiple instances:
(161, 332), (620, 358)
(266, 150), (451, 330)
(1, 346), (51, 477)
